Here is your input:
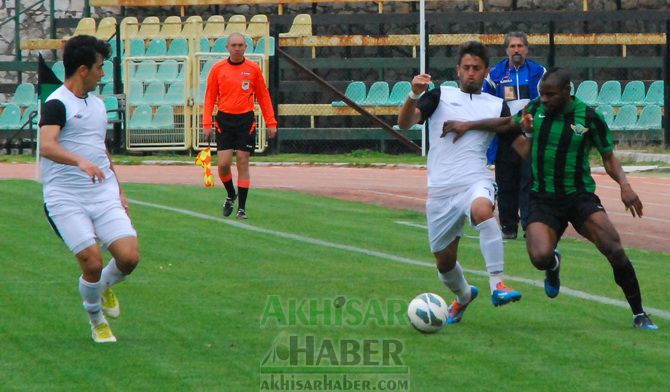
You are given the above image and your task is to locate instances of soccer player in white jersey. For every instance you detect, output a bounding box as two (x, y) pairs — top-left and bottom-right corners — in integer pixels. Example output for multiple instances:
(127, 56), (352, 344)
(40, 35), (139, 343)
(398, 41), (529, 324)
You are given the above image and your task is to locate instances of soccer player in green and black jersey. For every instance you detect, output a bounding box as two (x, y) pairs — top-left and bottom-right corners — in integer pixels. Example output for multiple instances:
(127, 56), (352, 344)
(441, 68), (657, 330)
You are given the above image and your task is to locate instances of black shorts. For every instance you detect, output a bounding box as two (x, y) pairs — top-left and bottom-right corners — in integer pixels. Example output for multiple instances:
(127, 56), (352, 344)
(215, 111), (256, 152)
(527, 191), (606, 238)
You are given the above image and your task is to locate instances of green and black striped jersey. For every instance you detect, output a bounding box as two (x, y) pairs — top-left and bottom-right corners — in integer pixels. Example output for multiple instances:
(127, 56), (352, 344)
(514, 97), (614, 195)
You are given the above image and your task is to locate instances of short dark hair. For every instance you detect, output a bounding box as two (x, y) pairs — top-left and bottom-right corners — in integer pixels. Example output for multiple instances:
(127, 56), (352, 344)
(63, 35), (111, 79)
(504, 31), (529, 47)
(458, 41), (489, 68)
(541, 67), (571, 90)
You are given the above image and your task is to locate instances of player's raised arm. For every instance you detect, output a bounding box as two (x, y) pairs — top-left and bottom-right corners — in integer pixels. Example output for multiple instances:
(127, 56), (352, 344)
(397, 73), (432, 130)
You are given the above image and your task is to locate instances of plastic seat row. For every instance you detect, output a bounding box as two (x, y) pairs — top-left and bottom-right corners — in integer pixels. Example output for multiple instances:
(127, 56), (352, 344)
(121, 14), (270, 40)
(127, 60), (186, 83)
(198, 36), (275, 56)
(1, 83), (36, 108)
(71, 17), (117, 41)
(576, 80), (664, 106)
(0, 104), (38, 130)
(127, 81), (185, 106)
(595, 104), (662, 131)
(127, 104), (175, 130)
(331, 81), (455, 107)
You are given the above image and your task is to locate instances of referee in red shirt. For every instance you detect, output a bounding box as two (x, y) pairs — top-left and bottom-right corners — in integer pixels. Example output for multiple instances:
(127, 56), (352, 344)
(203, 32), (277, 219)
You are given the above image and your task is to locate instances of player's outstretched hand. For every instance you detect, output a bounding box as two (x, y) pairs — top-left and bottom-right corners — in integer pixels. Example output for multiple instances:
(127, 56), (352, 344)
(79, 159), (105, 184)
(621, 183), (643, 218)
(411, 74), (432, 95)
(441, 120), (470, 141)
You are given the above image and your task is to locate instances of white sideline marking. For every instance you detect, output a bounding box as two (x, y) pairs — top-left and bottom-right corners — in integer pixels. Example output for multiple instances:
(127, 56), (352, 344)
(130, 199), (670, 321)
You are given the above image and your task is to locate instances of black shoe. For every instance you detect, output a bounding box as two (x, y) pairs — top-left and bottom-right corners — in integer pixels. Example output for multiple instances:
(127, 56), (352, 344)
(223, 195), (237, 217)
(502, 231), (517, 240)
(633, 313), (658, 330)
(544, 250), (561, 298)
(236, 208), (247, 220)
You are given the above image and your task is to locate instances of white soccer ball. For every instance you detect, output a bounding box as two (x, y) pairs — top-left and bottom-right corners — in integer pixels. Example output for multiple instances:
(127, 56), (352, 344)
(407, 292), (449, 333)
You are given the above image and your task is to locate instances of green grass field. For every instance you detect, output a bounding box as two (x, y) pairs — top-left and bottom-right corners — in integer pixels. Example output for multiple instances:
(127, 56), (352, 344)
(1, 179), (670, 391)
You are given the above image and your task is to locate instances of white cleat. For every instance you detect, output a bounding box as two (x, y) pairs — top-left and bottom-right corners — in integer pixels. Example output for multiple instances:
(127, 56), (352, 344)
(101, 287), (120, 319)
(91, 320), (117, 343)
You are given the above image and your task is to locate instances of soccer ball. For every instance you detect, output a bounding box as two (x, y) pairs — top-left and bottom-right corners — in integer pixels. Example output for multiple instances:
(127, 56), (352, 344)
(407, 293), (449, 333)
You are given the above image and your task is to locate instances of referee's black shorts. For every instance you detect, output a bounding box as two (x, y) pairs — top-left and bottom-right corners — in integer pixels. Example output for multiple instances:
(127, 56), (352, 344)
(215, 111), (256, 152)
(527, 191), (606, 238)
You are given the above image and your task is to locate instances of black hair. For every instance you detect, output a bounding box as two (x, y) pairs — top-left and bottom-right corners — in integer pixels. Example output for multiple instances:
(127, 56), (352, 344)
(63, 35), (111, 79)
(541, 67), (571, 90)
(458, 41), (489, 68)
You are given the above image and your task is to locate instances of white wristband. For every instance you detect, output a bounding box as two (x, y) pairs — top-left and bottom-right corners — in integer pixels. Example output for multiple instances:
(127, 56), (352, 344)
(408, 91), (424, 100)
(523, 132), (533, 139)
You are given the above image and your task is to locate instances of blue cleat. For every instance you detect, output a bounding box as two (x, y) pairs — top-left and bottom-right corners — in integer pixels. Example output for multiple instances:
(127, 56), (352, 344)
(633, 313), (658, 330)
(447, 286), (478, 324)
(491, 281), (522, 306)
(544, 249), (561, 298)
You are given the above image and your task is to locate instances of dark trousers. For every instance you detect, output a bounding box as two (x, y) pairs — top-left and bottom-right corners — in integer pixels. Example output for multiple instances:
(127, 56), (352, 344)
(495, 142), (531, 234)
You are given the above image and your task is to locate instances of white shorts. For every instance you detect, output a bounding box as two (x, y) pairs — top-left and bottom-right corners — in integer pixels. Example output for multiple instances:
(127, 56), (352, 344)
(44, 191), (136, 255)
(426, 179), (497, 253)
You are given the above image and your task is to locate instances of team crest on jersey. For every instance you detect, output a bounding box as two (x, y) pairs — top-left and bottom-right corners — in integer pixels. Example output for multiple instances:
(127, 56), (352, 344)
(570, 123), (589, 136)
(241, 80), (250, 90)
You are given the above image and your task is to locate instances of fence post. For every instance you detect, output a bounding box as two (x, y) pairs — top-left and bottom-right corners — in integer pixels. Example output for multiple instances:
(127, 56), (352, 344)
(665, 20), (669, 148)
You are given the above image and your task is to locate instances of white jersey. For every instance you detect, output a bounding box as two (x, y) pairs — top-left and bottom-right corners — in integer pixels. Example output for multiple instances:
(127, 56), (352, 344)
(417, 86), (508, 195)
(40, 85), (117, 201)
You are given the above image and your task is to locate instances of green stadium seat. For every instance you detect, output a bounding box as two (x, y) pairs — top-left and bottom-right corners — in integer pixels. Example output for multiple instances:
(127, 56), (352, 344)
(156, 60), (179, 83)
(332, 81), (366, 107)
(167, 37), (188, 56)
(100, 60), (113, 85)
(129, 38), (145, 57)
(153, 105), (175, 129)
(200, 58), (218, 82)
(143, 82), (166, 106)
(103, 96), (120, 130)
(163, 82), (185, 105)
(245, 36), (254, 50)
(0, 104), (21, 129)
(632, 104), (662, 131)
(361, 81), (390, 106)
(610, 104), (638, 131)
(108, 38), (123, 60)
(3, 83), (36, 108)
(145, 38), (167, 57)
(51, 61), (64, 82)
(211, 36), (229, 53)
(596, 80), (621, 105)
(128, 104), (153, 129)
(575, 80), (598, 105)
(100, 83), (114, 96)
(254, 36), (275, 56)
(595, 104), (614, 127)
(644, 81), (664, 105)
(197, 80), (207, 104)
(621, 81), (646, 106)
(385, 81), (412, 106)
(127, 81), (144, 107)
(427, 81), (436, 91)
(133, 60), (157, 82)
(441, 81), (458, 88)
(198, 37), (211, 52)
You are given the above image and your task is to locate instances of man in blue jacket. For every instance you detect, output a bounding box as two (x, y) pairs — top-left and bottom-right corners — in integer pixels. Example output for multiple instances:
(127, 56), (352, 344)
(484, 31), (545, 239)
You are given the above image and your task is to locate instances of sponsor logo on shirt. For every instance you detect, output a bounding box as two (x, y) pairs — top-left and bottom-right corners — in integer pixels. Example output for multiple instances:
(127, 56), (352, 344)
(570, 124), (589, 136)
(242, 80), (250, 91)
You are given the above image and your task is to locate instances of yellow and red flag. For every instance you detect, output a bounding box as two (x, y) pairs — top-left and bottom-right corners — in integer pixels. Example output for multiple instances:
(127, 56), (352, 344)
(195, 147), (215, 187)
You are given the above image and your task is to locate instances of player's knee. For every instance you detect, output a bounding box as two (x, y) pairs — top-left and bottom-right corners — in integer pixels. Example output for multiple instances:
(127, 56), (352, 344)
(116, 247), (140, 274)
(527, 247), (554, 271)
(77, 251), (104, 278)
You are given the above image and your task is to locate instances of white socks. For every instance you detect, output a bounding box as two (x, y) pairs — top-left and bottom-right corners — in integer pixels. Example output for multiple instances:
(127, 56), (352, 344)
(438, 262), (471, 305)
(475, 217), (505, 293)
(101, 258), (126, 290)
(79, 276), (103, 325)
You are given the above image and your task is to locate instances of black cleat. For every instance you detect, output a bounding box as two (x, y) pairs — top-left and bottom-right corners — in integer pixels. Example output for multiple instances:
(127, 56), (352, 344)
(223, 195), (237, 217)
(236, 208), (247, 220)
(633, 313), (658, 330)
(544, 250), (561, 298)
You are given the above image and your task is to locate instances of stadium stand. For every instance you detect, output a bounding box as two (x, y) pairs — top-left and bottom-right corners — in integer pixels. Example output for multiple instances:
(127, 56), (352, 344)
(203, 15), (225, 40)
(71, 17), (96, 38)
(129, 38), (146, 57)
(154, 105), (175, 129)
(224, 15), (247, 35)
(211, 36), (228, 53)
(632, 104), (662, 131)
(126, 81), (145, 107)
(143, 82), (167, 105)
(136, 16), (161, 40)
(254, 36), (275, 56)
(103, 96), (122, 130)
(332, 81), (366, 107)
(128, 104), (153, 130)
(164, 82), (185, 105)
(132, 60), (157, 83)
(52, 61), (65, 82)
(181, 15), (203, 38)
(161, 16), (183, 39)
(246, 14), (269, 39)
(145, 38), (168, 57)
(167, 37), (189, 56)
(121, 16), (139, 40)
(100, 83), (115, 96)
(156, 60), (179, 83)
(198, 36), (211, 52)
(0, 105), (22, 130)
(2, 83), (36, 108)
(595, 104), (615, 127)
(101, 60), (113, 85)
